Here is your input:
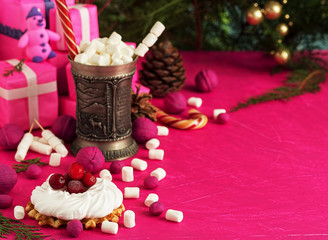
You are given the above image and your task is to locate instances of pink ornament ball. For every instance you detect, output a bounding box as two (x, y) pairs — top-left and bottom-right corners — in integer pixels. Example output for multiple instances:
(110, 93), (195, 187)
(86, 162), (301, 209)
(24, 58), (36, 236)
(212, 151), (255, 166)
(0, 194), (13, 209)
(132, 117), (158, 144)
(51, 115), (77, 143)
(76, 147), (105, 174)
(0, 164), (18, 194)
(0, 124), (24, 150)
(144, 176), (159, 189)
(67, 219), (83, 238)
(217, 113), (230, 124)
(195, 69), (218, 92)
(26, 164), (42, 179)
(149, 201), (165, 216)
(109, 161), (123, 174)
(164, 92), (187, 114)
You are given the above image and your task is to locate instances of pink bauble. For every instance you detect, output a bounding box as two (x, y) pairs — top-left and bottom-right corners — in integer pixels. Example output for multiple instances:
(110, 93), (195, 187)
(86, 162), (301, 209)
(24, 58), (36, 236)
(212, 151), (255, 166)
(0, 124), (24, 150)
(26, 164), (42, 179)
(144, 176), (159, 189)
(149, 201), (165, 216)
(0, 194), (13, 209)
(51, 115), (77, 142)
(67, 219), (83, 238)
(195, 69), (218, 92)
(217, 113), (230, 124)
(164, 92), (187, 114)
(0, 164), (18, 194)
(132, 117), (158, 144)
(76, 147), (105, 174)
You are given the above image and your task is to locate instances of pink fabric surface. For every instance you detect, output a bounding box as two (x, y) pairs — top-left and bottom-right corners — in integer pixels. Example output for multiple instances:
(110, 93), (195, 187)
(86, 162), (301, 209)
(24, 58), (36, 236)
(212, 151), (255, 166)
(1, 51), (328, 239)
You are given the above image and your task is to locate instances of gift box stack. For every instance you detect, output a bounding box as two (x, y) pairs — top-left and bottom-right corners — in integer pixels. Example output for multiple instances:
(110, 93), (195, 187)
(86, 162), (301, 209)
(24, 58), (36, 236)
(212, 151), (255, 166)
(0, 0), (147, 130)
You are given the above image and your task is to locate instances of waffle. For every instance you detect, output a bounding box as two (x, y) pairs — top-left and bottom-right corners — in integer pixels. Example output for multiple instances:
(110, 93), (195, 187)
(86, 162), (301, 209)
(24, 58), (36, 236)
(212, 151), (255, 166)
(25, 201), (125, 229)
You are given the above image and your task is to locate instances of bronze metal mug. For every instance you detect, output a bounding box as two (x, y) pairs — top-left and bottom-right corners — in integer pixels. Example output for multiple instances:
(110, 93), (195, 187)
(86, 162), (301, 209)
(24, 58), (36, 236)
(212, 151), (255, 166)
(69, 58), (138, 161)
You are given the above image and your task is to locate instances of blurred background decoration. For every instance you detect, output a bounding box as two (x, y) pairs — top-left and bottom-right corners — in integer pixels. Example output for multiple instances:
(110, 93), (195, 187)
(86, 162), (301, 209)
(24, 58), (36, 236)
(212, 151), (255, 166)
(76, 0), (328, 53)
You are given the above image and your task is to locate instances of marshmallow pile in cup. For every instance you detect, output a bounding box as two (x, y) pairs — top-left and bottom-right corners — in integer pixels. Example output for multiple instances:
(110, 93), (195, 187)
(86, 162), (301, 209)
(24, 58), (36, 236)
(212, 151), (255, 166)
(74, 32), (135, 66)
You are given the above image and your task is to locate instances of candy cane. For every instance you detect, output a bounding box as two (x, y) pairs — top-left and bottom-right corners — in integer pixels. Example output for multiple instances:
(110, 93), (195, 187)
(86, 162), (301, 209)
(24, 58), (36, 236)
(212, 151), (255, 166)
(156, 108), (208, 130)
(55, 0), (79, 60)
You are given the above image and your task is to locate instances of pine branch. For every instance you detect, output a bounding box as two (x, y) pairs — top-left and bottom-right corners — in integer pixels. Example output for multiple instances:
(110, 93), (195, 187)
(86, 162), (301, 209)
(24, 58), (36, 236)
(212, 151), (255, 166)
(0, 211), (52, 240)
(3, 59), (26, 77)
(12, 158), (47, 173)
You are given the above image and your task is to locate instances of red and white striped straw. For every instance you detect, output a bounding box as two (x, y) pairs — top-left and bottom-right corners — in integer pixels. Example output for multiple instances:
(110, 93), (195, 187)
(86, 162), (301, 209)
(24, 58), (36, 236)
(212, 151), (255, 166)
(55, 0), (79, 60)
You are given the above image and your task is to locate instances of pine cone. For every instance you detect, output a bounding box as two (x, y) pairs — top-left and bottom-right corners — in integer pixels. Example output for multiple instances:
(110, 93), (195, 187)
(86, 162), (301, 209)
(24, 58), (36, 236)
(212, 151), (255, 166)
(131, 85), (157, 122)
(139, 40), (186, 98)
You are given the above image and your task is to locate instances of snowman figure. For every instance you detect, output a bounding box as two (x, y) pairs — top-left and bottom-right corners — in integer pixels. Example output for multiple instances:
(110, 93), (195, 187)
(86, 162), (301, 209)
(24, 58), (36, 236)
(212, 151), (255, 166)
(18, 7), (60, 63)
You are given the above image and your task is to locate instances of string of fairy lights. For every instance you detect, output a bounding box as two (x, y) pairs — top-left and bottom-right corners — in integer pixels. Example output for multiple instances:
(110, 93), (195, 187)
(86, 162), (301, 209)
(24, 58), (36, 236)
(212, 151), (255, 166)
(245, 0), (292, 65)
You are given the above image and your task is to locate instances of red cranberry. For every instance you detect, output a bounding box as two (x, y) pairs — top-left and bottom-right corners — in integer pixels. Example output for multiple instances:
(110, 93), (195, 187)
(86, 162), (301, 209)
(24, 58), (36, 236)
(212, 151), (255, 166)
(68, 163), (85, 180)
(67, 180), (86, 194)
(82, 172), (97, 187)
(49, 174), (66, 190)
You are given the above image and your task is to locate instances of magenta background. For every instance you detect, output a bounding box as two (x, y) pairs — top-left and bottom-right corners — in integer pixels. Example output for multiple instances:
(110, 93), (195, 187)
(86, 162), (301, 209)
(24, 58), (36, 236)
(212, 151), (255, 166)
(1, 51), (328, 239)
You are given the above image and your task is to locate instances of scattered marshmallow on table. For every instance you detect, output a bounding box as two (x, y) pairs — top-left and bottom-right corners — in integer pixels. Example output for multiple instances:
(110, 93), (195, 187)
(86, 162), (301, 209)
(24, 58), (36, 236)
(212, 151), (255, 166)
(15, 132), (33, 162)
(157, 126), (169, 136)
(131, 158), (147, 171)
(29, 140), (52, 155)
(165, 209), (183, 223)
(187, 97), (203, 108)
(145, 138), (160, 150)
(134, 43), (149, 57)
(122, 166), (134, 182)
(150, 21), (165, 37)
(124, 210), (136, 228)
(144, 193), (159, 207)
(124, 187), (140, 199)
(101, 221), (118, 235)
(41, 130), (68, 157)
(100, 169), (112, 181)
(148, 149), (164, 160)
(49, 153), (61, 167)
(150, 168), (166, 181)
(14, 206), (25, 220)
(213, 109), (227, 120)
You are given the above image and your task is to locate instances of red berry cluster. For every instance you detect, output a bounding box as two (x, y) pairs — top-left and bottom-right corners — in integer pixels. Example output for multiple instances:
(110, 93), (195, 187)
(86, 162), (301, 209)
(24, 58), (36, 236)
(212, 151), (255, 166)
(49, 162), (97, 194)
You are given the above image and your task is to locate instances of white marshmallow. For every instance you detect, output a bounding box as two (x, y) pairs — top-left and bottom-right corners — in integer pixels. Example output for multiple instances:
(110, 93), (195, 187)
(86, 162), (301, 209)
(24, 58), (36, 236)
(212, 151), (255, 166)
(101, 221), (118, 235)
(14, 206), (25, 220)
(157, 126), (169, 136)
(111, 58), (124, 66)
(150, 168), (166, 181)
(213, 109), (227, 120)
(187, 97), (202, 108)
(100, 169), (112, 181)
(122, 55), (133, 64)
(145, 138), (160, 149)
(120, 44), (134, 57)
(105, 44), (121, 55)
(165, 209), (183, 223)
(48, 136), (62, 147)
(124, 210), (135, 228)
(41, 130), (54, 140)
(142, 33), (158, 47)
(144, 193), (159, 207)
(91, 38), (106, 53)
(74, 53), (89, 64)
(112, 51), (123, 60)
(54, 144), (68, 157)
(148, 149), (164, 160)
(124, 187), (140, 198)
(131, 158), (147, 171)
(100, 37), (109, 44)
(79, 39), (90, 52)
(89, 54), (108, 66)
(30, 140), (52, 155)
(100, 53), (111, 65)
(150, 21), (165, 37)
(108, 31), (122, 45)
(134, 43), (149, 57)
(15, 132), (33, 162)
(42, 130), (68, 157)
(49, 152), (61, 167)
(34, 137), (49, 145)
(84, 46), (97, 57)
(122, 166), (134, 182)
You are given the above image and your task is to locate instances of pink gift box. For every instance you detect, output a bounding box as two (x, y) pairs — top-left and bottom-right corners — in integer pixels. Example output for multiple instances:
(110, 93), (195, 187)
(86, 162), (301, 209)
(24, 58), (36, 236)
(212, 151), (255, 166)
(0, 1), (55, 60)
(49, 4), (99, 51)
(48, 50), (69, 95)
(0, 59), (58, 131)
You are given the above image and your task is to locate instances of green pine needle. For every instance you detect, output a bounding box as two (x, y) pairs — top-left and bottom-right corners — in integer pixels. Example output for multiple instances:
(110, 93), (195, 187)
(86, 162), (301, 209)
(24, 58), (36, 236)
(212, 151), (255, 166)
(3, 59), (26, 77)
(0, 211), (53, 240)
(12, 158), (48, 173)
